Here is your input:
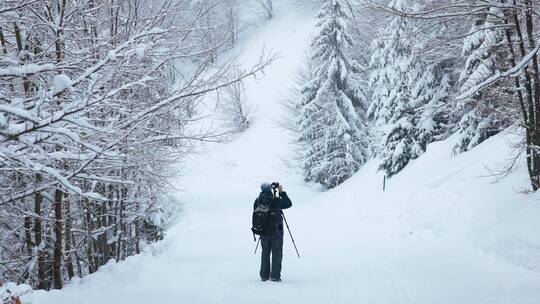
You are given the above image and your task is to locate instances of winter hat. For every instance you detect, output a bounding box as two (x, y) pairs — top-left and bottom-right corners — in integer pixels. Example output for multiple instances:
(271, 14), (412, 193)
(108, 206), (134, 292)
(260, 182), (272, 193)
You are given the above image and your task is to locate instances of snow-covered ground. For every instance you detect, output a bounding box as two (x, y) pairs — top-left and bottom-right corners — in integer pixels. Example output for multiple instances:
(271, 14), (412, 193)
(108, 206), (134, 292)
(27, 1), (540, 303)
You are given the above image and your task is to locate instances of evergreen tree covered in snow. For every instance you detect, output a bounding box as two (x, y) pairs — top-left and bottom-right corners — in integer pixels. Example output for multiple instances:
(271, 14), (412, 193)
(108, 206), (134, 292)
(298, 0), (369, 188)
(368, 0), (420, 176)
(453, 3), (506, 154)
(367, 31), (390, 131)
(412, 64), (451, 150)
(368, 0), (450, 176)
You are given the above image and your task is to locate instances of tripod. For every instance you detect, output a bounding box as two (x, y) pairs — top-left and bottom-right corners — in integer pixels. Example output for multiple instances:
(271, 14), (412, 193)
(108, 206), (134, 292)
(254, 190), (300, 258)
(281, 210), (300, 258)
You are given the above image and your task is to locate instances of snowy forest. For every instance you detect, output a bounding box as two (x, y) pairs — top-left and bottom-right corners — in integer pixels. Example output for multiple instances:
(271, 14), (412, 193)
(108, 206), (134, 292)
(0, 0), (273, 293)
(295, 0), (540, 188)
(1, 0), (540, 303)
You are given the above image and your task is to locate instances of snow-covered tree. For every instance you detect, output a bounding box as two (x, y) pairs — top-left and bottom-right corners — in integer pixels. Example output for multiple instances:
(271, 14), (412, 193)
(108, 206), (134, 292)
(413, 64), (451, 150)
(367, 31), (390, 143)
(298, 0), (369, 188)
(259, 0), (274, 19)
(368, 0), (421, 176)
(0, 0), (271, 290)
(453, 3), (506, 154)
(368, 0), (450, 177)
(218, 69), (251, 133)
(191, 0), (241, 63)
(362, 0), (540, 190)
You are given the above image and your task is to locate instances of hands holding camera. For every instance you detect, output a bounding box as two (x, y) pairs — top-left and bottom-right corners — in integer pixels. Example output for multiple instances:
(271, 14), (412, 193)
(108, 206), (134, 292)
(271, 182), (284, 193)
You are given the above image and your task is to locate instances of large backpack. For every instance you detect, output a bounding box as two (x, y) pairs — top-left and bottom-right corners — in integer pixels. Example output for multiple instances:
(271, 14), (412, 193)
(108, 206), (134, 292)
(251, 195), (274, 236)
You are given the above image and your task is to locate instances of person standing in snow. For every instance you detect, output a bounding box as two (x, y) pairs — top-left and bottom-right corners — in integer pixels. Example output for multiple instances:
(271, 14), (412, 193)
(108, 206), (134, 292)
(254, 182), (292, 282)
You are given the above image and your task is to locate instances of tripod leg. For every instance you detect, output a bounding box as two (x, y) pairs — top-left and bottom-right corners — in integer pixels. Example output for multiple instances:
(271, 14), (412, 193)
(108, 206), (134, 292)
(254, 237), (260, 255)
(281, 212), (300, 258)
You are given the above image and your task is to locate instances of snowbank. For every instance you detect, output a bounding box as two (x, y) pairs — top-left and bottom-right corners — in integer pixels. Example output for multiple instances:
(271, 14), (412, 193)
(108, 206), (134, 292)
(29, 129), (540, 304)
(318, 128), (540, 273)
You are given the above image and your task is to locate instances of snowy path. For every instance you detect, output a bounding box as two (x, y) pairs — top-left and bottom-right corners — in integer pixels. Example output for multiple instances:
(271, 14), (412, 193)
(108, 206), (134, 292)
(32, 2), (540, 304)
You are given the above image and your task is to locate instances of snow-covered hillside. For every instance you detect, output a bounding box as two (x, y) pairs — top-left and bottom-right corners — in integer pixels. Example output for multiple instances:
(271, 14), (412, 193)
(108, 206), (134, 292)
(25, 1), (540, 304)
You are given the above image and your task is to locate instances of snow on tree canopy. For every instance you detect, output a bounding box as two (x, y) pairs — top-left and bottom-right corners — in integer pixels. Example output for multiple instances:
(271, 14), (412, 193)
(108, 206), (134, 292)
(453, 3), (506, 154)
(368, 0), (449, 177)
(53, 74), (73, 94)
(297, 0), (369, 188)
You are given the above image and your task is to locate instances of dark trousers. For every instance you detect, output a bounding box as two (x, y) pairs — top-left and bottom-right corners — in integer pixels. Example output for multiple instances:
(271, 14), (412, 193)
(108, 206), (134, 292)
(260, 237), (283, 280)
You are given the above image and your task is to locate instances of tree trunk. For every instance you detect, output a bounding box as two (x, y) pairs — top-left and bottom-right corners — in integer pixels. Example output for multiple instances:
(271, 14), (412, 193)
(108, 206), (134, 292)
(72, 231), (83, 278)
(503, 6), (533, 180)
(116, 186), (126, 261)
(0, 27), (7, 54)
(96, 182), (109, 266)
(84, 198), (97, 274)
(135, 219), (140, 255)
(64, 193), (74, 280)
(52, 188), (63, 289)
(107, 184), (116, 259)
(34, 174), (46, 290)
(511, 2), (538, 190)
(524, 0), (540, 190)
(13, 22), (30, 94)
(24, 215), (33, 257)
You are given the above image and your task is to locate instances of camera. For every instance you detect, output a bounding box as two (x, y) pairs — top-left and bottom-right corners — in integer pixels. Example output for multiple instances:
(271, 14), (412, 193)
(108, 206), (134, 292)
(271, 182), (280, 190)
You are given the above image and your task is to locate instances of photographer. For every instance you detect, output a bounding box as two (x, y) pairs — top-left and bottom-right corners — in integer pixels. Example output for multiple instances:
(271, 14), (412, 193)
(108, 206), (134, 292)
(253, 182), (292, 282)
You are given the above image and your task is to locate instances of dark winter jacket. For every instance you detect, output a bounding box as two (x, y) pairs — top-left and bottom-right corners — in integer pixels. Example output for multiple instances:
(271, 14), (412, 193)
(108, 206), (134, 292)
(253, 191), (292, 238)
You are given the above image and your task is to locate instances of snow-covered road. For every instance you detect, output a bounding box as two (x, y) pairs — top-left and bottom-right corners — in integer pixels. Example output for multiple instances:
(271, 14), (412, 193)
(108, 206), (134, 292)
(31, 1), (540, 303)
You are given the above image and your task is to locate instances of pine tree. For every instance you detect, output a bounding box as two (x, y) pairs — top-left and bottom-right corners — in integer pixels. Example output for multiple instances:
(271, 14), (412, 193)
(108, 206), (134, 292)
(412, 64), (450, 150)
(368, 0), (450, 176)
(368, 0), (421, 176)
(367, 31), (390, 132)
(453, 3), (506, 154)
(298, 0), (369, 188)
